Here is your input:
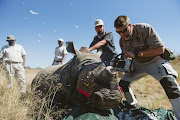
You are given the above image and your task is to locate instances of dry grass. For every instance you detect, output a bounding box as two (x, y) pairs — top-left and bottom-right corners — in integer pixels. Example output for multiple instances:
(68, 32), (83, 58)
(0, 57), (180, 119)
(0, 68), (67, 120)
(0, 68), (41, 120)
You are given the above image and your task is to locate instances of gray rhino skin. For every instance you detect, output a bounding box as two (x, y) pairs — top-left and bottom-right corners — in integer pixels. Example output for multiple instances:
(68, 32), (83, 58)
(31, 42), (123, 110)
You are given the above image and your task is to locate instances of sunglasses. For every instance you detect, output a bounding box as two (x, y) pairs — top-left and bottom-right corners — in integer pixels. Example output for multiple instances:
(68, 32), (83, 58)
(116, 24), (129, 34)
(8, 40), (15, 42)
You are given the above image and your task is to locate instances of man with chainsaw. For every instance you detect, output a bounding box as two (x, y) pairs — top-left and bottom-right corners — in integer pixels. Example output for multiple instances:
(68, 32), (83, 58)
(114, 15), (180, 119)
(88, 19), (118, 66)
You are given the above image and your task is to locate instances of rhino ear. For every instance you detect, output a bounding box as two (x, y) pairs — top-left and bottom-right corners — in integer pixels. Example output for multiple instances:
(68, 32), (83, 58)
(66, 41), (82, 56)
(96, 49), (102, 57)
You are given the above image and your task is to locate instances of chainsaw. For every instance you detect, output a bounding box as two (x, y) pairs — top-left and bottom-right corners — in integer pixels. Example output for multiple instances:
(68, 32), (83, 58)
(113, 53), (134, 73)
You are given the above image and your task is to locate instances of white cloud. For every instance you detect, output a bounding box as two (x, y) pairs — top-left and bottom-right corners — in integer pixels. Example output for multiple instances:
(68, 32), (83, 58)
(24, 17), (29, 20)
(30, 10), (39, 15)
(53, 29), (56, 32)
(69, 2), (73, 6)
(75, 25), (79, 28)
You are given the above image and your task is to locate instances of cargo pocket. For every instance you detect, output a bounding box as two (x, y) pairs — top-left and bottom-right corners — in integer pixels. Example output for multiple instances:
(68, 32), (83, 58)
(162, 62), (178, 78)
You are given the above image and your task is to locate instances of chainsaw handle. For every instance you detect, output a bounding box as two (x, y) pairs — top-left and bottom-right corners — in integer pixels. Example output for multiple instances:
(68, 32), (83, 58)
(115, 53), (124, 60)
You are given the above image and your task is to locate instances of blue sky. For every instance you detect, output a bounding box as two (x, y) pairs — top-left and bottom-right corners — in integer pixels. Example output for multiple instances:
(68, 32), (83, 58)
(0, 0), (180, 68)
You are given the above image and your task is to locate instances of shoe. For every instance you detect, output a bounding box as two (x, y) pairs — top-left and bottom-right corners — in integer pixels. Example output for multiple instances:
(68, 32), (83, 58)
(119, 100), (139, 110)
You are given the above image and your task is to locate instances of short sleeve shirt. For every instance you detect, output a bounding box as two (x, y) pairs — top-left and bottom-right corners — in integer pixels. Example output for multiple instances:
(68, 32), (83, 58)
(0, 44), (26, 63)
(54, 46), (68, 61)
(120, 23), (164, 62)
(90, 31), (117, 65)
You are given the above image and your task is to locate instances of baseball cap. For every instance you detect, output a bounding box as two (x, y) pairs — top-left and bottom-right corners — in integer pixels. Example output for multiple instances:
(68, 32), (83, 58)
(6, 35), (16, 41)
(95, 19), (104, 26)
(58, 38), (64, 42)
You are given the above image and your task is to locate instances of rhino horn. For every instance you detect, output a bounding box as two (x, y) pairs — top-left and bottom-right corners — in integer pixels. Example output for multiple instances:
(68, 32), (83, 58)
(66, 41), (82, 56)
(92, 65), (117, 77)
(105, 66), (118, 75)
(92, 65), (119, 90)
(92, 63), (106, 77)
(99, 66), (117, 80)
(79, 46), (88, 52)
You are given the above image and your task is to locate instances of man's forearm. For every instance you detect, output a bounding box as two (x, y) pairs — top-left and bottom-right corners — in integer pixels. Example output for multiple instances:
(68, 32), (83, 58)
(124, 46), (164, 58)
(137, 46), (164, 57)
(22, 55), (25, 67)
(61, 54), (66, 64)
(88, 39), (108, 51)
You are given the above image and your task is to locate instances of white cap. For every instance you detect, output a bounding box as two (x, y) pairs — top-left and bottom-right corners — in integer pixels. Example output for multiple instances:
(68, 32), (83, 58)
(95, 19), (104, 26)
(58, 38), (64, 42)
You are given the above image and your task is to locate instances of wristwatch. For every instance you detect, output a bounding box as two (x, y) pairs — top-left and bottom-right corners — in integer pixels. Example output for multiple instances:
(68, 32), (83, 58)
(134, 51), (139, 57)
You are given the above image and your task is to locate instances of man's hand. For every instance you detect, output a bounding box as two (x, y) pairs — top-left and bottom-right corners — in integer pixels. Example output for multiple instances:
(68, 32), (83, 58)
(87, 48), (92, 51)
(23, 64), (25, 68)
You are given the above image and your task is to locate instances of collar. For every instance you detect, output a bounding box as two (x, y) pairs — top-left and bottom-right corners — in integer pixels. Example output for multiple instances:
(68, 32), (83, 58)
(97, 31), (105, 39)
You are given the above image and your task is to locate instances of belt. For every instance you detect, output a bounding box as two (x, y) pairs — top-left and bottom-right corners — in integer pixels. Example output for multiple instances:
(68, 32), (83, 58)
(12, 62), (21, 64)
(6, 61), (21, 64)
(54, 60), (62, 62)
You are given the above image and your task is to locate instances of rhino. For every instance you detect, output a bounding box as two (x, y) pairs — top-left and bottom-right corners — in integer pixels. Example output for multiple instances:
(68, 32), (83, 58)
(31, 42), (123, 110)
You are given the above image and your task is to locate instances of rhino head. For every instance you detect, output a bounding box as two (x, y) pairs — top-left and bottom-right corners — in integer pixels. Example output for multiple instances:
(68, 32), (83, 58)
(67, 42), (123, 109)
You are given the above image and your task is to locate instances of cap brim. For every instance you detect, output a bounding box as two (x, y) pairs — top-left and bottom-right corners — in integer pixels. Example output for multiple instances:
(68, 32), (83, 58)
(95, 24), (104, 26)
(58, 40), (64, 42)
(6, 39), (16, 41)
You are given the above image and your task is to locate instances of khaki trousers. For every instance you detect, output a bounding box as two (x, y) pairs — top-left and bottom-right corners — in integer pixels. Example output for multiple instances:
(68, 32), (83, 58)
(5, 62), (26, 93)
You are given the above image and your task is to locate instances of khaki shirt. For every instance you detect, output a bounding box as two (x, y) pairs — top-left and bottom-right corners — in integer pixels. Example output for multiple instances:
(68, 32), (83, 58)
(0, 44), (26, 63)
(120, 23), (164, 63)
